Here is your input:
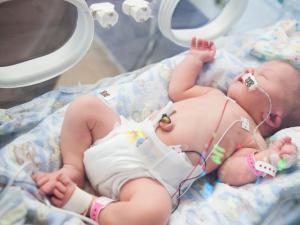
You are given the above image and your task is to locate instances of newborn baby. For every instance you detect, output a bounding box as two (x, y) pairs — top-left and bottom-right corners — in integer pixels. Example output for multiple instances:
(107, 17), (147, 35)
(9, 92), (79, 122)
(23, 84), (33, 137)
(33, 37), (299, 225)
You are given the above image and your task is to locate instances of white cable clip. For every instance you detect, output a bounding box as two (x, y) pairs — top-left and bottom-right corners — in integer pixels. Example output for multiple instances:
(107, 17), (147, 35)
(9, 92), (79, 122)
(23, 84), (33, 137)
(152, 101), (174, 128)
(242, 73), (258, 91)
(90, 3), (119, 28)
(122, 0), (152, 23)
(241, 117), (250, 131)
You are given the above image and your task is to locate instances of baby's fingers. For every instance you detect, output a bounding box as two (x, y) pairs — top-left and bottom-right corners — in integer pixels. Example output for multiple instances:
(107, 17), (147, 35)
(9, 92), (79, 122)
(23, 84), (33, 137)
(280, 152), (298, 168)
(281, 136), (292, 144)
(210, 42), (216, 54)
(272, 136), (291, 149)
(280, 144), (298, 155)
(197, 39), (212, 49)
(191, 37), (197, 49)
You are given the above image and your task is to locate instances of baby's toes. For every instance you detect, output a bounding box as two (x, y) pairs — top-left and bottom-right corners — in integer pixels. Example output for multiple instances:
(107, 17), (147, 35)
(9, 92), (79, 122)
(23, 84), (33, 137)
(35, 175), (49, 188)
(57, 173), (72, 187)
(51, 174), (76, 206)
(32, 172), (48, 183)
(39, 180), (56, 195)
(51, 181), (75, 207)
(51, 195), (66, 207)
(53, 186), (65, 200)
(55, 181), (67, 194)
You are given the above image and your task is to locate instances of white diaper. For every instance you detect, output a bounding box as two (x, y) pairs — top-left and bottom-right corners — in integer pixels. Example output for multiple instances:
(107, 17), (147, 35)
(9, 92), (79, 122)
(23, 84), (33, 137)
(83, 113), (203, 202)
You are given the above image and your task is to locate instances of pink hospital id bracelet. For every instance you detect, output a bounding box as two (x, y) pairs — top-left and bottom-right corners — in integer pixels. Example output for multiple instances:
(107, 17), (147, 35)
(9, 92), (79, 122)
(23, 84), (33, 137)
(246, 153), (264, 176)
(90, 197), (114, 222)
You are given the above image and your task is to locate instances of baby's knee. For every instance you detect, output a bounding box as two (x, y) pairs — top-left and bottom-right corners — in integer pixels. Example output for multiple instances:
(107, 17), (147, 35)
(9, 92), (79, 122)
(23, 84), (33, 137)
(63, 95), (102, 127)
(67, 95), (102, 118)
(71, 95), (100, 111)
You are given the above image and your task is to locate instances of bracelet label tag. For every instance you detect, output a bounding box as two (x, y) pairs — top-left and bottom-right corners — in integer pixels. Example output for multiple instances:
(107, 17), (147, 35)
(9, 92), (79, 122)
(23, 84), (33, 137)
(241, 117), (250, 131)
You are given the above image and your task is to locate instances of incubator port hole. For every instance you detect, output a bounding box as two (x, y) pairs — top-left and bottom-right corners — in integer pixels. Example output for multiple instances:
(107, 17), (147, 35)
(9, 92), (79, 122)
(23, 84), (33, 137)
(0, 0), (77, 67)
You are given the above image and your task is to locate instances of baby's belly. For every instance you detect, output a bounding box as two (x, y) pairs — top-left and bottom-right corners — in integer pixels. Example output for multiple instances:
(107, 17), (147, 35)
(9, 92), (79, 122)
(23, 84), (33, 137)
(155, 100), (226, 152)
(154, 96), (245, 172)
(156, 119), (214, 150)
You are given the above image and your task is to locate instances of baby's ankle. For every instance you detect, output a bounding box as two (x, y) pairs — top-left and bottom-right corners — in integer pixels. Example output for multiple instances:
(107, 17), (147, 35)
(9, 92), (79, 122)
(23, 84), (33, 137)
(88, 197), (115, 222)
(88, 197), (97, 217)
(62, 164), (84, 187)
(63, 164), (82, 174)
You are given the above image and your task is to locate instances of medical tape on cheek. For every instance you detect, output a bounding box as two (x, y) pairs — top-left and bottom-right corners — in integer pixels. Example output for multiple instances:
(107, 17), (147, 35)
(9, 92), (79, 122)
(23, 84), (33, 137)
(242, 73), (258, 91)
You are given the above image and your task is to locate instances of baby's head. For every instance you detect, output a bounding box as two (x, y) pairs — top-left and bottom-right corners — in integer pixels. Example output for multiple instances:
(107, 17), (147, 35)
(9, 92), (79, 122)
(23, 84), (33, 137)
(228, 60), (300, 136)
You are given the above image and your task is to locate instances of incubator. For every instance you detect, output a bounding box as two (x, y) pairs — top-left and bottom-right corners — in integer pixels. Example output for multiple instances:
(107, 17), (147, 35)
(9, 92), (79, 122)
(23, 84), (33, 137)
(0, 0), (293, 106)
(0, 1), (300, 224)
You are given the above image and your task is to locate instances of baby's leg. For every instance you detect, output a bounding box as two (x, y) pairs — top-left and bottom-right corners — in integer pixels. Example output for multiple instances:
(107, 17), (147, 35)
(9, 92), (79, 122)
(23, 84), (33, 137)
(33, 95), (120, 194)
(99, 178), (172, 225)
(52, 176), (172, 225)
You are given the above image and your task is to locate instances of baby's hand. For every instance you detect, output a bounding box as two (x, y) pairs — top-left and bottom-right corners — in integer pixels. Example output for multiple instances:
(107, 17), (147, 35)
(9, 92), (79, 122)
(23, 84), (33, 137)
(189, 37), (216, 63)
(269, 136), (298, 169)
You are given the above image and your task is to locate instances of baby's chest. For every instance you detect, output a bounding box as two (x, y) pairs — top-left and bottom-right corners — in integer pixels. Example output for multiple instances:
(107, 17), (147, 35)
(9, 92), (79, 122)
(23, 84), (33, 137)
(215, 110), (266, 152)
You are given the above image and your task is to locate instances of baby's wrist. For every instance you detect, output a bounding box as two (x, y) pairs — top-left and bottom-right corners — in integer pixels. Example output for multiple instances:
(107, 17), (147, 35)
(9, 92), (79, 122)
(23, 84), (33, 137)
(254, 150), (273, 164)
(187, 52), (204, 65)
(246, 152), (277, 177)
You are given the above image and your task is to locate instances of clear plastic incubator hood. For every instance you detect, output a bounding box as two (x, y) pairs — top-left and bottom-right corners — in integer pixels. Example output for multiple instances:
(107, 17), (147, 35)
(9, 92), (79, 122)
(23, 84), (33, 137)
(0, 0), (248, 88)
(0, 0), (94, 88)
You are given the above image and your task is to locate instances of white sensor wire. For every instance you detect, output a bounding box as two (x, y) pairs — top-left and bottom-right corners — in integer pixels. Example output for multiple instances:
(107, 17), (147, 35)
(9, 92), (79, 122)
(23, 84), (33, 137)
(0, 162), (32, 198)
(176, 90), (271, 199)
(253, 86), (272, 150)
(204, 119), (242, 163)
(175, 119), (242, 200)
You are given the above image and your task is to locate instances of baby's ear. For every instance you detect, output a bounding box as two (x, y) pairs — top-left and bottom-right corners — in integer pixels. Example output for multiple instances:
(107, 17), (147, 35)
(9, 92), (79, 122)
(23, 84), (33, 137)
(264, 112), (282, 129)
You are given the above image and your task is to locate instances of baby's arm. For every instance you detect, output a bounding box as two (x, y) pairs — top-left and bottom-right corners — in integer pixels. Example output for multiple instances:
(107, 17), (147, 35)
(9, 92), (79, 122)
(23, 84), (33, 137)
(218, 137), (298, 186)
(168, 37), (216, 101)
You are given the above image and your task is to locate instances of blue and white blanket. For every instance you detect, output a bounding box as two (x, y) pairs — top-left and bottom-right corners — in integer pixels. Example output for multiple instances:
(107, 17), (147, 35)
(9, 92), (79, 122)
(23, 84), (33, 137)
(0, 20), (300, 225)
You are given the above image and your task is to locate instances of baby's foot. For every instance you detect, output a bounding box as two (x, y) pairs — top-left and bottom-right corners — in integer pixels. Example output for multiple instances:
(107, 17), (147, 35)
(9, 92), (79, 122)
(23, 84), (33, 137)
(51, 173), (76, 207)
(32, 170), (61, 194)
(52, 174), (95, 216)
(268, 136), (298, 170)
(32, 165), (84, 194)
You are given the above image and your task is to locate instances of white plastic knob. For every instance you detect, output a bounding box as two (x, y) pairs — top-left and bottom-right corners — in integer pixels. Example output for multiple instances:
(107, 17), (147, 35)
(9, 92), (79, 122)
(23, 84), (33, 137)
(90, 3), (119, 28)
(122, 0), (151, 23)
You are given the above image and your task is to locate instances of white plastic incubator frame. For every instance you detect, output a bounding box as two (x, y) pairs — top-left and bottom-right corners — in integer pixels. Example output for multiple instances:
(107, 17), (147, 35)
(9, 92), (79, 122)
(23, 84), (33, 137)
(0, 0), (94, 88)
(0, 0), (248, 88)
(158, 0), (249, 47)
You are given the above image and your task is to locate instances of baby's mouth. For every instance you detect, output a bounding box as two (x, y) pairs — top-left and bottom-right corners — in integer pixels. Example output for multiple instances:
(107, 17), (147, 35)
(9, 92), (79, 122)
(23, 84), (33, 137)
(233, 74), (244, 83)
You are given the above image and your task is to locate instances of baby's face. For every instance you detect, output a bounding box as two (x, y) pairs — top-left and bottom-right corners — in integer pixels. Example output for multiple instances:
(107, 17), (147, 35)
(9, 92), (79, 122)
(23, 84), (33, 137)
(227, 61), (296, 117)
